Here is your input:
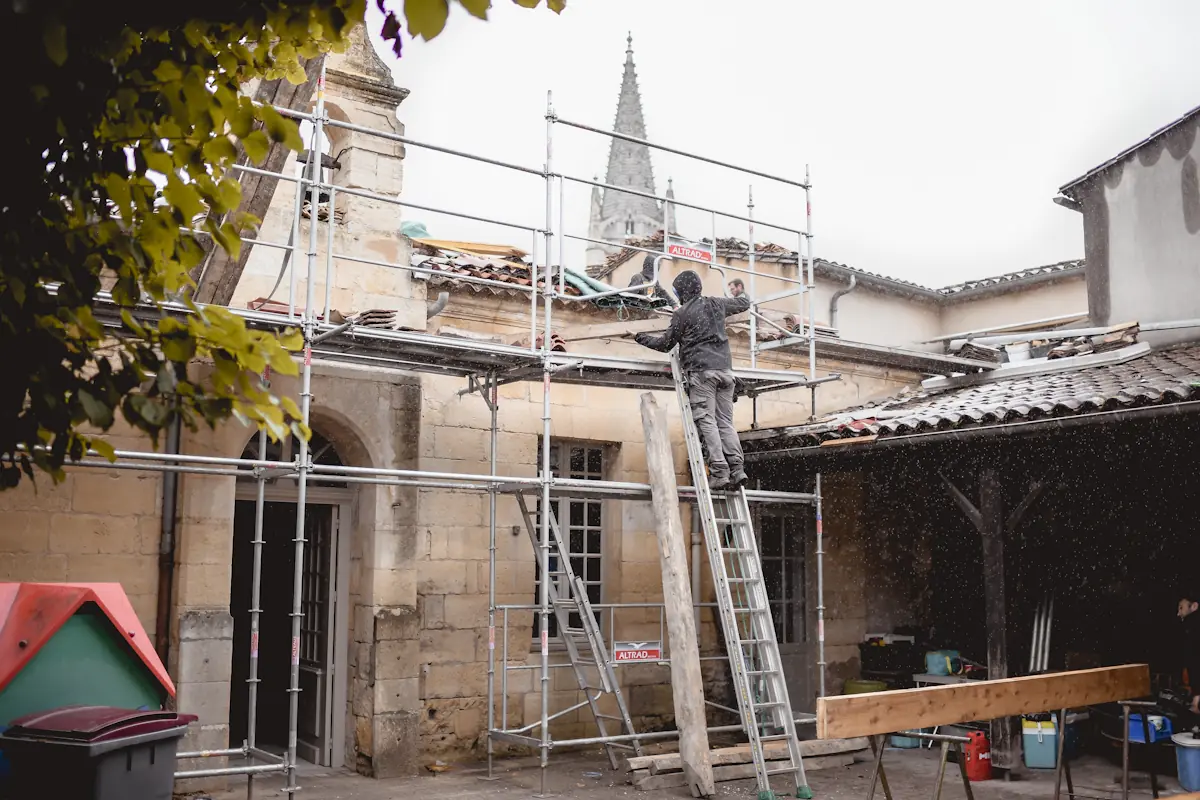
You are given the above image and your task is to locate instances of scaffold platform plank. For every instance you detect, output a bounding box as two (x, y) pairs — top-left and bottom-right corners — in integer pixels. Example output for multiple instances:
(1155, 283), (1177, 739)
(87, 293), (839, 395)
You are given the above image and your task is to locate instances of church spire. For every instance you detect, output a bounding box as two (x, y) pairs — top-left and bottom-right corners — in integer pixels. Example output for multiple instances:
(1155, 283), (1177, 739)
(586, 34), (665, 267)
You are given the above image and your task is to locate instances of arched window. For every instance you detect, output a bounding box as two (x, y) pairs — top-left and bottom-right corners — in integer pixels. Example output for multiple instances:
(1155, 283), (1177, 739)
(239, 430), (347, 489)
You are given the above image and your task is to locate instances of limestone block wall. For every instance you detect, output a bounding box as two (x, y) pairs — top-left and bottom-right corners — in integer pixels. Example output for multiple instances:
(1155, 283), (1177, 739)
(0, 425), (163, 632)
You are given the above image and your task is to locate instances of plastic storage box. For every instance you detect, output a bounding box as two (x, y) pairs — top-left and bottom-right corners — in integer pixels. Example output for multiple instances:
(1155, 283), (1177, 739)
(1023, 718), (1058, 769)
(0, 705), (194, 800)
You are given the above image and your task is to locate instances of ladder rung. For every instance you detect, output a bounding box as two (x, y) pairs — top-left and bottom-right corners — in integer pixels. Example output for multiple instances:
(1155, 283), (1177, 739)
(758, 734), (792, 742)
(766, 765), (803, 777)
(740, 638), (771, 645)
(754, 701), (787, 709)
(606, 742), (636, 751)
(733, 607), (767, 615)
(595, 713), (625, 721)
(721, 547), (754, 554)
(746, 670), (779, 677)
(714, 518), (751, 525)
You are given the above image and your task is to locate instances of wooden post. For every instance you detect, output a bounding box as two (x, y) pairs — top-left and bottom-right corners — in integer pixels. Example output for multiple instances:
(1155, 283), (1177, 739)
(943, 470), (1043, 774)
(640, 393), (715, 798)
(978, 469), (1017, 771)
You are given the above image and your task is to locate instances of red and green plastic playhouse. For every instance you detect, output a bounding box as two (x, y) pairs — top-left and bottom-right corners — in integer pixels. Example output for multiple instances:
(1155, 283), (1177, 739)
(0, 583), (175, 725)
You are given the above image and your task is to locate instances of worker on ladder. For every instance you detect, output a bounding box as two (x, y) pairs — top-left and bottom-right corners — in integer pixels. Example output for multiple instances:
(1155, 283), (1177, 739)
(632, 269), (751, 490)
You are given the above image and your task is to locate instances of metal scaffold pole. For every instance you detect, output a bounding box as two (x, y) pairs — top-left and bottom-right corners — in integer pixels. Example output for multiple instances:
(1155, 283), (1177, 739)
(537, 89), (555, 798)
(748, 187), (757, 369)
(284, 62), (327, 800)
(247, 426), (268, 800)
(815, 472), (826, 698)
(485, 371), (499, 781)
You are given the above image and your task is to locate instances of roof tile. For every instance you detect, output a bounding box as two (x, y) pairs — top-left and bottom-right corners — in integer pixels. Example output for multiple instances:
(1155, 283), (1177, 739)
(743, 343), (1200, 452)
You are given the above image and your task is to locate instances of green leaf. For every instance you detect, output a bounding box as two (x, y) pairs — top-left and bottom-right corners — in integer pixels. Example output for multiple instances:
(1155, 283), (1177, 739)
(215, 177), (242, 213)
(79, 389), (115, 429)
(203, 136), (237, 165)
(278, 329), (304, 351)
(44, 21), (67, 66)
(259, 106), (303, 150)
(164, 175), (205, 223)
(459, 0), (491, 19)
(242, 129), (270, 163)
(406, 0), (450, 40)
(143, 147), (173, 176)
(103, 175), (133, 223)
(156, 364), (178, 393)
(129, 395), (170, 428)
(153, 60), (183, 82)
(280, 395), (303, 420)
(547, 0), (566, 11)
(90, 439), (118, 463)
(511, 0), (541, 7)
(230, 102), (257, 138)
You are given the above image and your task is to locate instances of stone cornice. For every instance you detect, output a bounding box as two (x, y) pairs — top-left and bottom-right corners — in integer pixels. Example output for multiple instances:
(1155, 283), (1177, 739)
(327, 68), (409, 109)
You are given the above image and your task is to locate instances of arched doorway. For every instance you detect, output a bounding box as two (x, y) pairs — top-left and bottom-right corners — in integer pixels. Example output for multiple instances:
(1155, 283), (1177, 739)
(228, 430), (352, 768)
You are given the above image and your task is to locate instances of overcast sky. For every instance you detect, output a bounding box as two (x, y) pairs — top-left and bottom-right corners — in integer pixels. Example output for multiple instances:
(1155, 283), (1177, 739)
(363, 0), (1200, 288)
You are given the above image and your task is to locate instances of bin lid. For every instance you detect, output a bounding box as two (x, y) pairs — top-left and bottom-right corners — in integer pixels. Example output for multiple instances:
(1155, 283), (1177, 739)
(2, 705), (196, 744)
(1173, 732), (1200, 748)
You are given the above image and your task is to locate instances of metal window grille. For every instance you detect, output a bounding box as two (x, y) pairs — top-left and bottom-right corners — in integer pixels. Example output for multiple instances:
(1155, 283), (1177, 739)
(534, 442), (605, 639)
(758, 512), (806, 645)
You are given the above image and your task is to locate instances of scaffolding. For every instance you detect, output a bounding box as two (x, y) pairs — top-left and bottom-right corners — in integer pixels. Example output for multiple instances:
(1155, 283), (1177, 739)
(56, 67), (841, 798)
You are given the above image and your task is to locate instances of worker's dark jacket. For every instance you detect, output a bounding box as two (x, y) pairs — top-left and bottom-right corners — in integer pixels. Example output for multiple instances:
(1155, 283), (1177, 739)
(627, 270), (678, 308)
(634, 294), (751, 373)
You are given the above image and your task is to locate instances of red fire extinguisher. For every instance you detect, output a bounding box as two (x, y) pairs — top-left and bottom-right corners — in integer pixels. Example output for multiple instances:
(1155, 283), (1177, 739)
(964, 731), (992, 781)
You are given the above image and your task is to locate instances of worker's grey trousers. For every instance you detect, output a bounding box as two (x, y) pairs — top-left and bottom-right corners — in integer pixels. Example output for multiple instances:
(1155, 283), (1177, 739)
(687, 370), (744, 479)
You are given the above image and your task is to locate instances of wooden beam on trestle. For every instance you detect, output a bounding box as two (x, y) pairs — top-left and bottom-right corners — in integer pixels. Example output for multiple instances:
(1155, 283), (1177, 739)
(815, 665), (1150, 740)
(941, 470), (1044, 772)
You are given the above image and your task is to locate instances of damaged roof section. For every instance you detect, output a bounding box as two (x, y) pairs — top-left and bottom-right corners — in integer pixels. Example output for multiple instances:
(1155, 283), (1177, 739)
(587, 232), (1085, 304)
(410, 238), (672, 310)
(742, 341), (1200, 454)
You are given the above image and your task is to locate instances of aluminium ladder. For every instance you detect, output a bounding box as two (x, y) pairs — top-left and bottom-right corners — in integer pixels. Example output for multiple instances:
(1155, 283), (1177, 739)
(670, 351), (812, 800)
(513, 492), (644, 768)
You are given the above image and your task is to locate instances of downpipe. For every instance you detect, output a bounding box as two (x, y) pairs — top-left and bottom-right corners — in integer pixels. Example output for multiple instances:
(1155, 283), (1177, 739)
(154, 415), (183, 663)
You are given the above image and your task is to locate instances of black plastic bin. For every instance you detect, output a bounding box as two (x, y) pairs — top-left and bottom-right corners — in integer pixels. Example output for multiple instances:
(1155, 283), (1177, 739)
(0, 705), (195, 800)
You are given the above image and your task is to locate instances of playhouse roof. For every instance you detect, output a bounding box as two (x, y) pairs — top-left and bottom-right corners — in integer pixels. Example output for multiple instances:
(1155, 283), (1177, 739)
(0, 583), (174, 697)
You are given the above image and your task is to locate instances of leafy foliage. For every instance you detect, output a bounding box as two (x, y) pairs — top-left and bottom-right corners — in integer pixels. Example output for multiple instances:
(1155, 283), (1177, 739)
(1, 0), (564, 489)
(376, 0), (565, 56)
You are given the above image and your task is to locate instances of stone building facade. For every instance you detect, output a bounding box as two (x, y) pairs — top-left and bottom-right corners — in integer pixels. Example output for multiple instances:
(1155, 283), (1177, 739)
(0, 24), (1092, 782)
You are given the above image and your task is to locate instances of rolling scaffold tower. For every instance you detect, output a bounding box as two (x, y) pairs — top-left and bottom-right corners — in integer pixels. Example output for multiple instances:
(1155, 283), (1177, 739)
(62, 70), (837, 800)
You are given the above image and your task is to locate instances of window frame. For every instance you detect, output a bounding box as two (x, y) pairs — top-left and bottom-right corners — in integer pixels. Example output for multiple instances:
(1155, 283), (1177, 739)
(754, 508), (807, 647)
(532, 440), (610, 642)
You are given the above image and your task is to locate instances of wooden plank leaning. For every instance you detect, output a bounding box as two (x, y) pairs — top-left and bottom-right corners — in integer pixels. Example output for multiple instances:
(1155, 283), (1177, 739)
(639, 393), (715, 799)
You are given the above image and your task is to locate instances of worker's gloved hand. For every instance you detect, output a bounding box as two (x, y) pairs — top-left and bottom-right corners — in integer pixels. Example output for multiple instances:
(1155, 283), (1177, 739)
(633, 333), (650, 346)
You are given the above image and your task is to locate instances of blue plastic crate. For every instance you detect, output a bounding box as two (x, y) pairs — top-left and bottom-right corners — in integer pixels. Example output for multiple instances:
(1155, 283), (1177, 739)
(1128, 714), (1172, 744)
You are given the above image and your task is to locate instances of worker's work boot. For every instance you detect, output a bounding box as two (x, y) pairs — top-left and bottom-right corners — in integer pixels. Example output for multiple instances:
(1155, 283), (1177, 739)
(708, 470), (730, 491)
(729, 469), (748, 488)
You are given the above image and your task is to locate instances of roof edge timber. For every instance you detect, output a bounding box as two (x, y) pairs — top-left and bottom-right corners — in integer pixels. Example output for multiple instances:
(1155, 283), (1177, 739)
(1059, 103), (1200, 198)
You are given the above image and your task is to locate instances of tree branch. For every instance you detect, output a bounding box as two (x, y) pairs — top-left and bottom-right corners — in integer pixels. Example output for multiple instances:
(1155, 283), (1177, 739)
(941, 472), (982, 532)
(1006, 481), (1044, 533)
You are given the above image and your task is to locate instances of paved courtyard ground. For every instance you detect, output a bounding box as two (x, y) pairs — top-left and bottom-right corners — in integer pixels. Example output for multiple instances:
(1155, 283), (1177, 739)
(194, 745), (1184, 800)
